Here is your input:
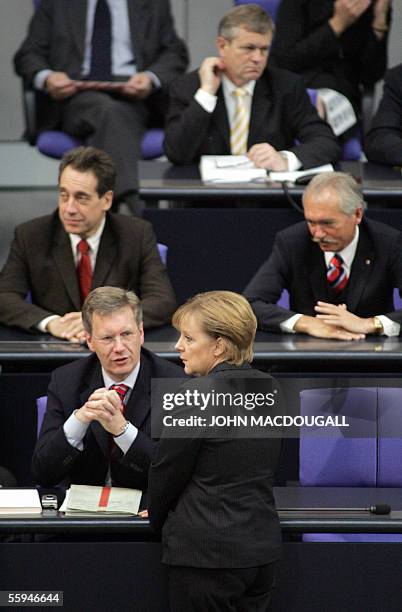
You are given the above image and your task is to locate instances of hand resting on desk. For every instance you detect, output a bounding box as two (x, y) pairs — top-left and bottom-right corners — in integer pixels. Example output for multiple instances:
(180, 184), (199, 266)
(46, 312), (86, 343)
(294, 312), (366, 340)
(314, 301), (379, 335)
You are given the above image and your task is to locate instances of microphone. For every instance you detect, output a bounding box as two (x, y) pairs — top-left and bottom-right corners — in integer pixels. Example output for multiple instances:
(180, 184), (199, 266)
(278, 504), (391, 515)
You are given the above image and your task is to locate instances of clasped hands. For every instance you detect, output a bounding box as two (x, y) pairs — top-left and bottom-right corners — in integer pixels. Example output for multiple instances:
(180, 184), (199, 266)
(46, 71), (153, 100)
(75, 387), (126, 436)
(295, 301), (379, 340)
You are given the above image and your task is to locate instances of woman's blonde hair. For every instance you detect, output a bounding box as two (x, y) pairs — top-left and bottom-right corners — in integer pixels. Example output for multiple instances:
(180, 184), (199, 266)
(173, 291), (257, 365)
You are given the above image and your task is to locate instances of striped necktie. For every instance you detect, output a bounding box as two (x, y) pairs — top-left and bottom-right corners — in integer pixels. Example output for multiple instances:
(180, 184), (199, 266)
(110, 383), (129, 413)
(327, 254), (348, 293)
(230, 88), (249, 155)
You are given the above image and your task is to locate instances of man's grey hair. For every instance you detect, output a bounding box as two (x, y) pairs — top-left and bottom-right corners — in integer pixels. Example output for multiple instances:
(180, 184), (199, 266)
(302, 171), (367, 215)
(218, 4), (274, 40)
(82, 287), (142, 334)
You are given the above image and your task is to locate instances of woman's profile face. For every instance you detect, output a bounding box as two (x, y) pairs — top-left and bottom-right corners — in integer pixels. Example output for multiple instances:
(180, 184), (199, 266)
(175, 314), (222, 376)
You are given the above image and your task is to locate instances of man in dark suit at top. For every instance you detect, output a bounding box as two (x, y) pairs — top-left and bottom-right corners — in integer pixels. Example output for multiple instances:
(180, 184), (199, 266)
(32, 286), (184, 489)
(0, 146), (176, 341)
(14, 0), (188, 212)
(164, 4), (340, 170)
(244, 172), (402, 340)
(364, 63), (402, 167)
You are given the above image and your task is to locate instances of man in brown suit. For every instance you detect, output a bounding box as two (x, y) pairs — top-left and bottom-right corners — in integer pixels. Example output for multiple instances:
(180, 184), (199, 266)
(0, 147), (175, 340)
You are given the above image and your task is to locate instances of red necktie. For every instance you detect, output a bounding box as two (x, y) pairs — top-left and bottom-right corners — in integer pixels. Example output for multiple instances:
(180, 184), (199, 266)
(109, 383), (129, 414)
(327, 254), (348, 293)
(109, 384), (130, 461)
(77, 240), (92, 304)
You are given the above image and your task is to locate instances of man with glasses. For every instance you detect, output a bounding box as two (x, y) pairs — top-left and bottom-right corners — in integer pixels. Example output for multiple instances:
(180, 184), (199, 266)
(164, 4), (339, 170)
(32, 286), (185, 490)
(244, 172), (402, 340)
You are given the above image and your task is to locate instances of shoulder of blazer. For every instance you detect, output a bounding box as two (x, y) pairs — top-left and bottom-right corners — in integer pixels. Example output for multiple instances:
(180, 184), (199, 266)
(359, 217), (402, 243)
(169, 69), (199, 96)
(105, 212), (153, 240)
(140, 346), (186, 378)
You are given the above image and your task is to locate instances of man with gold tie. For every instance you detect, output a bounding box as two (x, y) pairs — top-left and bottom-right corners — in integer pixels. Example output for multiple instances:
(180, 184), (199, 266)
(164, 4), (340, 170)
(0, 147), (176, 340)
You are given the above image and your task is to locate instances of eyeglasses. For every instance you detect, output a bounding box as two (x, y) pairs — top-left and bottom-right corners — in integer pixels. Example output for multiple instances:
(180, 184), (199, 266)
(92, 331), (136, 346)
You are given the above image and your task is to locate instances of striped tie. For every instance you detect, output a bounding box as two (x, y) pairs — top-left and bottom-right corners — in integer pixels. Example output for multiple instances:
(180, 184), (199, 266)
(230, 88), (249, 155)
(327, 254), (348, 293)
(110, 383), (129, 413)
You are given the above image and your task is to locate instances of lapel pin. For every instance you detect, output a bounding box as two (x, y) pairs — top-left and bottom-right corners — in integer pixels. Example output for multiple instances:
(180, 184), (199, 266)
(365, 259), (371, 265)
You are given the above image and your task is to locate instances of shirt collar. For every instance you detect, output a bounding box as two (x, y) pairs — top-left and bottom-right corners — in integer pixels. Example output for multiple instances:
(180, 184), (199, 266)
(102, 360), (141, 393)
(69, 216), (106, 256)
(222, 74), (256, 97)
(324, 225), (360, 271)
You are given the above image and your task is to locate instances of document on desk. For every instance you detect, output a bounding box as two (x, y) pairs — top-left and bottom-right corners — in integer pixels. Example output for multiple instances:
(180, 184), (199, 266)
(268, 164), (334, 183)
(0, 488), (41, 515)
(61, 484), (142, 516)
(200, 155), (267, 183)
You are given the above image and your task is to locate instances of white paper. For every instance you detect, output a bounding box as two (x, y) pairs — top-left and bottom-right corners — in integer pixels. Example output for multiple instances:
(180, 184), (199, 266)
(0, 488), (41, 514)
(268, 164), (334, 183)
(62, 484), (142, 515)
(317, 88), (357, 136)
(200, 155), (267, 183)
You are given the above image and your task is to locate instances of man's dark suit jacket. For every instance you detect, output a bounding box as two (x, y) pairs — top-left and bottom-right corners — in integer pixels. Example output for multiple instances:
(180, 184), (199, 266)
(14, 0), (188, 129)
(32, 347), (185, 488)
(244, 218), (402, 332)
(365, 64), (402, 167)
(148, 362), (282, 568)
(163, 66), (340, 167)
(271, 0), (390, 112)
(0, 211), (176, 330)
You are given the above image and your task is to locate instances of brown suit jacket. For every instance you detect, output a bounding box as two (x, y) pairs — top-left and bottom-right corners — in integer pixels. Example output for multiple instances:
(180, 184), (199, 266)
(0, 211), (176, 330)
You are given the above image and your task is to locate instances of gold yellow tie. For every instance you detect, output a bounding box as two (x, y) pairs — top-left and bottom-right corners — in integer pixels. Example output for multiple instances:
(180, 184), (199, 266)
(230, 88), (249, 155)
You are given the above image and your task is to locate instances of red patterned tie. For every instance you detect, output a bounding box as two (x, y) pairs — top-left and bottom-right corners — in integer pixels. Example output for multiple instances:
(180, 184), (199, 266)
(327, 254), (348, 293)
(109, 383), (129, 414)
(77, 240), (92, 304)
(109, 383), (129, 461)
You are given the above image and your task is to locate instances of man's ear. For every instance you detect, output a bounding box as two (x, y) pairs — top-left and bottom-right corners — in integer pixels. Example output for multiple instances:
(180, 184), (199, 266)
(85, 331), (95, 352)
(216, 36), (228, 57)
(102, 190), (114, 212)
(139, 323), (145, 346)
(355, 206), (364, 225)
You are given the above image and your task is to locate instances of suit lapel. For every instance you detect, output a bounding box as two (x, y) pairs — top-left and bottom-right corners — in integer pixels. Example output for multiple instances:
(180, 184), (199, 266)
(68, 0), (88, 61)
(125, 356), (151, 430)
(127, 0), (149, 70)
(215, 89), (231, 151)
(347, 226), (374, 312)
(51, 221), (81, 310)
(248, 75), (272, 147)
(80, 362), (111, 459)
(91, 216), (117, 288)
(307, 245), (331, 303)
